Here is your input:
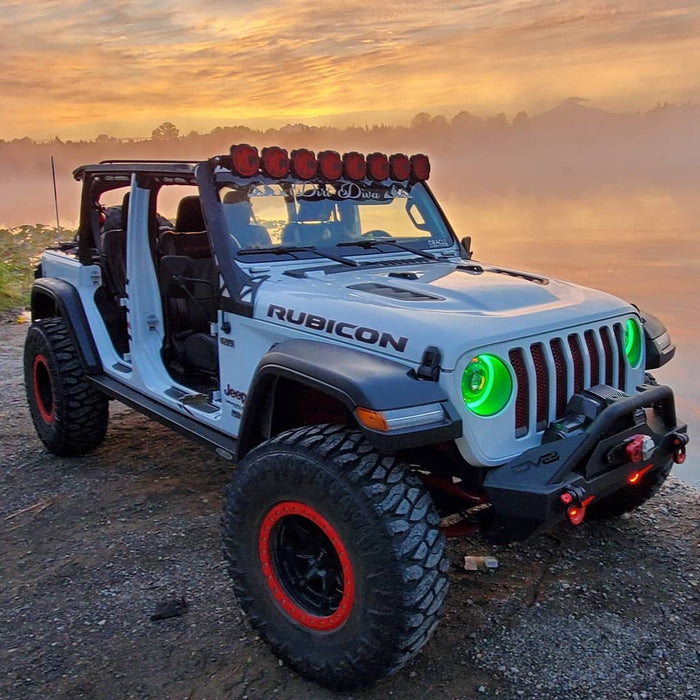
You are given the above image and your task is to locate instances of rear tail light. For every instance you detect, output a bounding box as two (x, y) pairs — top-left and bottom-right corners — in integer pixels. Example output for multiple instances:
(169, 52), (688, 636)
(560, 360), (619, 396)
(317, 150), (343, 180)
(342, 151), (367, 180)
(367, 152), (390, 181)
(290, 148), (317, 179)
(261, 146), (289, 178)
(389, 153), (411, 180)
(230, 144), (260, 177)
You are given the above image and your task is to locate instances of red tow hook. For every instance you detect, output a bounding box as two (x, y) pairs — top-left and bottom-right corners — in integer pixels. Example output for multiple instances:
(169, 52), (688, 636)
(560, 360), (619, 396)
(560, 490), (595, 525)
(671, 433), (689, 464)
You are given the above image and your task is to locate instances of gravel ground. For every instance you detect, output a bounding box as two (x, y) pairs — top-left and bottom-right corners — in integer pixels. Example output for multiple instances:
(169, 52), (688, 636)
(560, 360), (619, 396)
(1, 317), (698, 699)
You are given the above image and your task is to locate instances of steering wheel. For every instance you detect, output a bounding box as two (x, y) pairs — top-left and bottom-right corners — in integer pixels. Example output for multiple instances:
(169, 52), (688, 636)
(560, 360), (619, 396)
(362, 229), (393, 239)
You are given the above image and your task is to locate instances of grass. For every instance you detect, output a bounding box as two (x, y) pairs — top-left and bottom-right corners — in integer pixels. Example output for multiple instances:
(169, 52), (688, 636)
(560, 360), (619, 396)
(0, 225), (71, 314)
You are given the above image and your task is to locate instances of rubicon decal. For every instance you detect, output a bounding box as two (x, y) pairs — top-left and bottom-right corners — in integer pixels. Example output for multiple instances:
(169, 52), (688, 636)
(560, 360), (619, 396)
(266, 304), (409, 353)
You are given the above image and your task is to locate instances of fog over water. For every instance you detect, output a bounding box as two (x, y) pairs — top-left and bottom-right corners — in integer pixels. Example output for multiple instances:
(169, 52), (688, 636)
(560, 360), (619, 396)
(1, 100), (697, 485)
(442, 189), (700, 486)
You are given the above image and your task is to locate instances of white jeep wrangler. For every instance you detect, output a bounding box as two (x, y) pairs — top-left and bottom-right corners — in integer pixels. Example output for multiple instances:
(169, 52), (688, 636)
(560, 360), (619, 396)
(24, 145), (688, 689)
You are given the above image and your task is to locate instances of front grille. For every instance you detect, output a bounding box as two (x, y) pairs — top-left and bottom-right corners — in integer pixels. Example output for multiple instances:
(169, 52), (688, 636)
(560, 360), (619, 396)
(512, 323), (627, 436)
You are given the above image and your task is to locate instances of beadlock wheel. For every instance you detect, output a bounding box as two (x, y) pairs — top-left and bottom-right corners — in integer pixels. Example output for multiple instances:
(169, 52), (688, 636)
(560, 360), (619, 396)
(222, 424), (449, 690)
(259, 500), (354, 631)
(24, 317), (109, 456)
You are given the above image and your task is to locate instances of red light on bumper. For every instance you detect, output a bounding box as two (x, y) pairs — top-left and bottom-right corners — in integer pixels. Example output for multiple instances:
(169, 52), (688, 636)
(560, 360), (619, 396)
(567, 496), (594, 525)
(628, 464), (654, 485)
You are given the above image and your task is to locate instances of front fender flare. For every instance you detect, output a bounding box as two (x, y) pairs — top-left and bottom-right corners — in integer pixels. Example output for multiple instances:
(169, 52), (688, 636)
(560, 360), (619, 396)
(237, 339), (461, 457)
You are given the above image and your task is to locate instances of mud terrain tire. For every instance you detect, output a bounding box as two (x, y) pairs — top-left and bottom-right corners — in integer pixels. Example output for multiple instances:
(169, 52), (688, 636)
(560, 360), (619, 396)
(222, 424), (449, 690)
(24, 317), (108, 456)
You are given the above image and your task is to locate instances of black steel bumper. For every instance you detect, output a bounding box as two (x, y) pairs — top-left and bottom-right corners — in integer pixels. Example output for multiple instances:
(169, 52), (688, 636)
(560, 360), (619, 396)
(483, 385), (688, 542)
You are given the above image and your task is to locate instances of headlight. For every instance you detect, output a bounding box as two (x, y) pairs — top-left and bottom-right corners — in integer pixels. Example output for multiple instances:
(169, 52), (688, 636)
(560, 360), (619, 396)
(462, 354), (512, 416)
(624, 318), (643, 368)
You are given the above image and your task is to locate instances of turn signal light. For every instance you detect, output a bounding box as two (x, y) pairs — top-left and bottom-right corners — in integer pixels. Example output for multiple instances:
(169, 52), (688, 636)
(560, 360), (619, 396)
(230, 144), (260, 177)
(354, 407), (389, 432)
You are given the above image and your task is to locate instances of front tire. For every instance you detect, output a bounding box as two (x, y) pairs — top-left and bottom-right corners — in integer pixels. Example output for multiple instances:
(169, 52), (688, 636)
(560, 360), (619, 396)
(222, 425), (449, 690)
(24, 317), (108, 456)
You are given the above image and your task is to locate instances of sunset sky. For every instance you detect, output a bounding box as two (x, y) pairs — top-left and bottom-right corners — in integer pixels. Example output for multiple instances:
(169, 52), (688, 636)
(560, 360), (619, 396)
(1, 0), (699, 140)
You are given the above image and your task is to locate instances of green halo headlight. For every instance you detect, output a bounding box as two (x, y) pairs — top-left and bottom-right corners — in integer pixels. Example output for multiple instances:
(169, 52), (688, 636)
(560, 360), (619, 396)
(462, 354), (513, 416)
(624, 318), (643, 369)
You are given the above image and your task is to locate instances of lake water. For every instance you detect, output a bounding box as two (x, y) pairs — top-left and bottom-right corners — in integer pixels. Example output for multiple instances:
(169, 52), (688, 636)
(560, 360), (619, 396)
(441, 186), (700, 487)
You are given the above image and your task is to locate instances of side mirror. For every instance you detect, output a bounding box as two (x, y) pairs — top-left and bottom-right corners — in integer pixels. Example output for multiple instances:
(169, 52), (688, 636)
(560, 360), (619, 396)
(461, 235), (473, 260)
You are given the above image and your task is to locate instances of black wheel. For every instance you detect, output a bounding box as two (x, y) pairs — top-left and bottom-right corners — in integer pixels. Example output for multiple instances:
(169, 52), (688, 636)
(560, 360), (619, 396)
(222, 425), (449, 690)
(586, 460), (672, 519)
(24, 317), (108, 456)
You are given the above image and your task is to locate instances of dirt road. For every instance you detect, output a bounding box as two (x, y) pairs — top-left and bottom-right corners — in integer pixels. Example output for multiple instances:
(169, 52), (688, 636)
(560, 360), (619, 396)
(1, 319), (698, 699)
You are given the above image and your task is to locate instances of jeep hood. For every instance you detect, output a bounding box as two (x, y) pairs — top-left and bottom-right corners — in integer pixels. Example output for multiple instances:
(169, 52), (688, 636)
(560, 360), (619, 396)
(255, 260), (635, 369)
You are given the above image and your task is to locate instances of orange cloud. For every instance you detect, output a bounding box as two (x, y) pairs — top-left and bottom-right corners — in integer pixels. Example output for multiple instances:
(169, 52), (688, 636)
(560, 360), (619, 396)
(1, 0), (698, 139)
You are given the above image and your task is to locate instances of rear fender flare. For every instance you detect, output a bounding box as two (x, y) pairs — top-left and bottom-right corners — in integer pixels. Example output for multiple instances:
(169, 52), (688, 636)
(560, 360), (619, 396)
(30, 278), (102, 374)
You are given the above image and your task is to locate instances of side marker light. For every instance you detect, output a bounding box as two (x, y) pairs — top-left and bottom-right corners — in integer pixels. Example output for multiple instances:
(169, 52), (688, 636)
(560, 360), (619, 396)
(354, 407), (389, 432)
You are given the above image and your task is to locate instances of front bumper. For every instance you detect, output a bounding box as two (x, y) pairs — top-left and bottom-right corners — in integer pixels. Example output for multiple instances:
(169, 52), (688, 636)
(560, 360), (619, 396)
(483, 384), (688, 542)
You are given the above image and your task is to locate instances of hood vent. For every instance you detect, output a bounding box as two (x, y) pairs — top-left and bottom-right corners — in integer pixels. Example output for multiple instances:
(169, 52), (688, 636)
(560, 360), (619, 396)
(348, 282), (443, 302)
(490, 268), (549, 285)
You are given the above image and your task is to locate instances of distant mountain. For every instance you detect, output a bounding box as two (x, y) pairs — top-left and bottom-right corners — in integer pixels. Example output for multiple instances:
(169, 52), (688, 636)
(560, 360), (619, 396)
(531, 97), (622, 130)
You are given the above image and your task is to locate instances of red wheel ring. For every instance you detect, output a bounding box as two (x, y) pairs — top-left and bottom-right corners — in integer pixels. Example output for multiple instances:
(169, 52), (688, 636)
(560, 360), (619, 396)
(258, 501), (355, 631)
(32, 354), (55, 424)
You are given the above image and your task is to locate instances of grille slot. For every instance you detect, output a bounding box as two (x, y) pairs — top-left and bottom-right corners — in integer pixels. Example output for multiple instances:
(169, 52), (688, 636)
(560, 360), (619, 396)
(514, 324), (627, 437)
(509, 349), (529, 437)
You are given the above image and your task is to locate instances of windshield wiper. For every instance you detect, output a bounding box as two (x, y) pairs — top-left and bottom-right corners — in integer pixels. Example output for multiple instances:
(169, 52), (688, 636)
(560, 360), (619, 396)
(237, 245), (359, 267)
(337, 238), (440, 261)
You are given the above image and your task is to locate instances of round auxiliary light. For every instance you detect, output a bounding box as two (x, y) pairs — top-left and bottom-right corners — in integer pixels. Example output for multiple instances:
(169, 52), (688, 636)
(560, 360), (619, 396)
(411, 153), (431, 181)
(389, 153), (411, 181)
(343, 151), (367, 180)
(461, 354), (513, 416)
(290, 148), (318, 179)
(230, 144), (260, 177)
(261, 146), (289, 178)
(624, 318), (643, 368)
(317, 150), (343, 180)
(367, 152), (390, 181)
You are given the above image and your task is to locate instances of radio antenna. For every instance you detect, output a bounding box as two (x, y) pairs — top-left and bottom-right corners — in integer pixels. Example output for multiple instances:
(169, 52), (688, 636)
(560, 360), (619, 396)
(50, 155), (62, 244)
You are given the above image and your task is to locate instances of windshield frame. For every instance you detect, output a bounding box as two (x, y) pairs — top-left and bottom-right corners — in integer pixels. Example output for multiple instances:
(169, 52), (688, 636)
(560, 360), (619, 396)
(211, 170), (459, 264)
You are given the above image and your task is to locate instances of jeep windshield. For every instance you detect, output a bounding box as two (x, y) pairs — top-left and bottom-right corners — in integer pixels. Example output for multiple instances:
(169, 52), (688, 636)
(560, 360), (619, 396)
(213, 178), (457, 262)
